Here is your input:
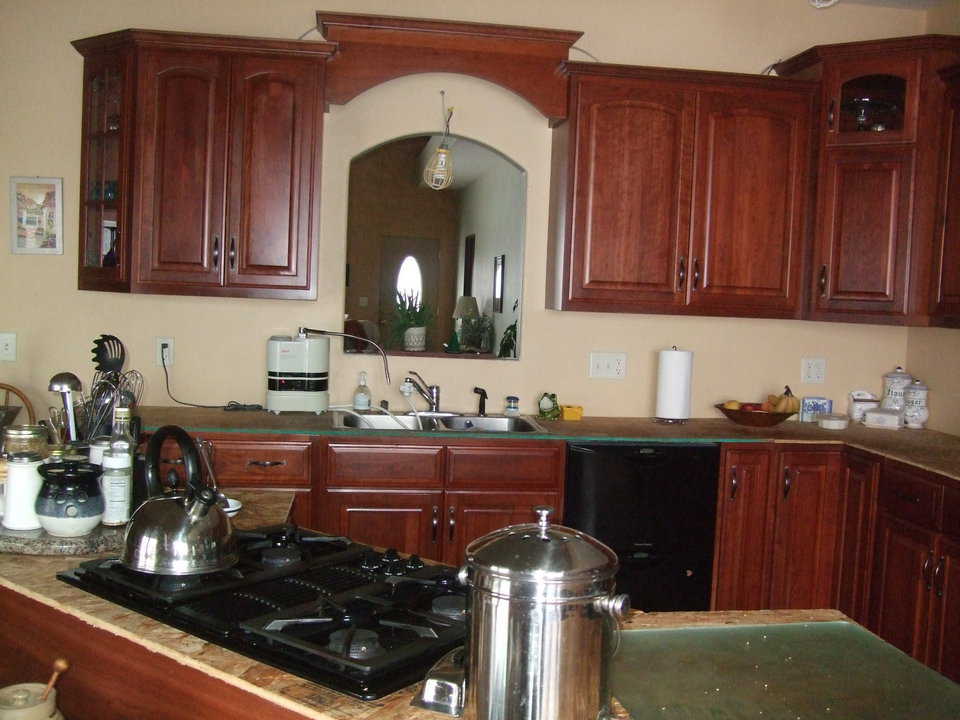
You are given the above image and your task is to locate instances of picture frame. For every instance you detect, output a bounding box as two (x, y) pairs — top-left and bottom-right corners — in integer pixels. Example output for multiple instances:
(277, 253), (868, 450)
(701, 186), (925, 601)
(10, 176), (63, 255)
(493, 254), (505, 313)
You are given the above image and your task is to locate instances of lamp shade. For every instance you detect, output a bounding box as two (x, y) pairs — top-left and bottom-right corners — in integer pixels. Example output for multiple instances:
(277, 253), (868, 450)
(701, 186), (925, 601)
(423, 146), (453, 190)
(452, 295), (480, 319)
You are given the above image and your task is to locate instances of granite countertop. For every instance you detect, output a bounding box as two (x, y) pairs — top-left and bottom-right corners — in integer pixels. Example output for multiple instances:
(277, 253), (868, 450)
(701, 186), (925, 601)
(138, 407), (960, 481)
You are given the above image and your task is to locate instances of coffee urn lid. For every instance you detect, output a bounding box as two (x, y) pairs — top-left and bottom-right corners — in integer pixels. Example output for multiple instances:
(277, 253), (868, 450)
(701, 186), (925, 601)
(464, 506), (618, 584)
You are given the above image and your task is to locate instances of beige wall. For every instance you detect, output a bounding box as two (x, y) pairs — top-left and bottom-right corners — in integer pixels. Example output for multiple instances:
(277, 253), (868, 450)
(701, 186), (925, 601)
(907, 327), (960, 433)
(0, 0), (946, 424)
(927, 0), (960, 33)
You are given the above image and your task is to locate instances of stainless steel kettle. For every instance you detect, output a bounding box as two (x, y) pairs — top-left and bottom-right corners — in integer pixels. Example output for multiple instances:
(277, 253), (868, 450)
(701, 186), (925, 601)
(415, 506), (629, 720)
(120, 426), (237, 575)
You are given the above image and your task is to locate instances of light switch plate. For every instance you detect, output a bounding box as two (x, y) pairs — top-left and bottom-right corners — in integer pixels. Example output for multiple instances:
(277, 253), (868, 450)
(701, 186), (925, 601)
(801, 357), (826, 384)
(589, 352), (627, 379)
(0, 333), (16, 361)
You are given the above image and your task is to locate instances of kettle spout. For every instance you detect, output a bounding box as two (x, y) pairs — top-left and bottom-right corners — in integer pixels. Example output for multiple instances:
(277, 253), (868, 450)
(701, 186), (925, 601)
(186, 486), (218, 521)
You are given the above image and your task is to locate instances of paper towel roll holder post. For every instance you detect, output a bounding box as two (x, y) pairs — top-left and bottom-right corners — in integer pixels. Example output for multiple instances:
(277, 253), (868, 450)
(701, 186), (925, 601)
(653, 345), (689, 424)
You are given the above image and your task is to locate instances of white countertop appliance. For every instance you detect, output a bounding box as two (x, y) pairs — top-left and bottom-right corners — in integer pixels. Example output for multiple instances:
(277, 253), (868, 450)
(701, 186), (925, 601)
(266, 333), (329, 414)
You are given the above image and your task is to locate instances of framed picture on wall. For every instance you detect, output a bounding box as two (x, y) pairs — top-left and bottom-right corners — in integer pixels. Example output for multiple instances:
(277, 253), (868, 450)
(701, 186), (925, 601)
(10, 176), (63, 255)
(493, 254), (505, 313)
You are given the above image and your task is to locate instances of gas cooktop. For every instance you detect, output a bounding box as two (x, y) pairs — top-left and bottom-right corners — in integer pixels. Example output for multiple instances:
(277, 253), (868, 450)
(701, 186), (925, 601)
(57, 525), (467, 700)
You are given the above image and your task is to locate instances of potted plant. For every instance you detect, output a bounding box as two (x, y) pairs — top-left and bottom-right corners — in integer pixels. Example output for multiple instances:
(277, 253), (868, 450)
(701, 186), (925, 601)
(460, 313), (494, 353)
(392, 291), (432, 351)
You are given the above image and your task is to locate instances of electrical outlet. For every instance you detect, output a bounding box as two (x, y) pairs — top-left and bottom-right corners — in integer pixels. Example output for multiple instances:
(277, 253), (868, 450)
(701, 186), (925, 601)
(156, 337), (175, 367)
(589, 352), (627, 379)
(801, 356), (826, 384)
(0, 333), (16, 362)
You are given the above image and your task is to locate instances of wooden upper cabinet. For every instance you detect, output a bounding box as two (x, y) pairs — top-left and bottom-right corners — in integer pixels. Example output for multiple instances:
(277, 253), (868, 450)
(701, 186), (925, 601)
(73, 30), (335, 300)
(933, 65), (960, 326)
(548, 64), (815, 319)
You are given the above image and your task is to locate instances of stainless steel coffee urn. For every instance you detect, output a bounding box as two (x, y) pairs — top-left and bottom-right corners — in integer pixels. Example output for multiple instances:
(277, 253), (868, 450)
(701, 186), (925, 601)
(415, 507), (629, 720)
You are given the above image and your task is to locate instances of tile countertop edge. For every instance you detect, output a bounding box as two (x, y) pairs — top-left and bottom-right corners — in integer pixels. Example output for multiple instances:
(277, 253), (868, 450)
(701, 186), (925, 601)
(0, 573), (335, 720)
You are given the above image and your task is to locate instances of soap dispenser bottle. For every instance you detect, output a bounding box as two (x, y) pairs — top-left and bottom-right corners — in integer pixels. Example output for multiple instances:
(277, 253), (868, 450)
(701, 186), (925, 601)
(353, 371), (371, 411)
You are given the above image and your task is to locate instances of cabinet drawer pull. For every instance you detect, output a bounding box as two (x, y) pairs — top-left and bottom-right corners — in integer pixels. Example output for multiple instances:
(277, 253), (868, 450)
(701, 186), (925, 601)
(730, 466), (739, 500)
(783, 467), (792, 499)
(160, 456), (184, 465)
(827, 99), (835, 130)
(432, 506), (439, 544)
(212, 236), (220, 269)
(692, 258), (701, 290)
(934, 556), (946, 598)
(922, 552), (934, 590)
(229, 237), (237, 270)
(677, 256), (686, 290)
(448, 506), (456, 542)
(247, 459), (286, 468)
(892, 489), (921, 505)
(818, 265), (827, 297)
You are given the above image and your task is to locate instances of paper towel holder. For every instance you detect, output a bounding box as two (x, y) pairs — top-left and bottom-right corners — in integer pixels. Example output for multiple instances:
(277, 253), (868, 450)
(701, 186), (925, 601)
(652, 345), (690, 424)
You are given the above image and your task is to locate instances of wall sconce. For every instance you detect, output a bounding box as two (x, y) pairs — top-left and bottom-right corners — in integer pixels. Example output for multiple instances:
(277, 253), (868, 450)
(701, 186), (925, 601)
(423, 90), (454, 190)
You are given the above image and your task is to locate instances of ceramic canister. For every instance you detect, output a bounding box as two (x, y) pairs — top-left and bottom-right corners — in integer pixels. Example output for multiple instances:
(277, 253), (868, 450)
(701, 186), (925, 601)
(2, 452), (44, 531)
(903, 378), (930, 429)
(35, 461), (104, 537)
(0, 683), (64, 720)
(881, 365), (912, 410)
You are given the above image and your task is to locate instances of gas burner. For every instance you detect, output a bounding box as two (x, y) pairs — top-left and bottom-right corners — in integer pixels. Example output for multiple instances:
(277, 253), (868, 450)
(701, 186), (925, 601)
(261, 546), (303, 567)
(328, 627), (385, 659)
(431, 595), (467, 620)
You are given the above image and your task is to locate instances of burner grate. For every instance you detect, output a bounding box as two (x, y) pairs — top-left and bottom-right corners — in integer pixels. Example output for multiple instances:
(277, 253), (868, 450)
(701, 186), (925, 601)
(293, 566), (371, 594)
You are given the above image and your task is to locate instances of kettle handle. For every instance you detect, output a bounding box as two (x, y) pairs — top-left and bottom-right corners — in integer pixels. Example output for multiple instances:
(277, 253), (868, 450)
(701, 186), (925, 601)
(144, 425), (202, 498)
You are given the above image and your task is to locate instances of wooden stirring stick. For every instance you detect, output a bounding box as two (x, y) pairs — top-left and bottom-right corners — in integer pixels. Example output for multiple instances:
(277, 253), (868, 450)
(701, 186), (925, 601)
(40, 658), (68, 701)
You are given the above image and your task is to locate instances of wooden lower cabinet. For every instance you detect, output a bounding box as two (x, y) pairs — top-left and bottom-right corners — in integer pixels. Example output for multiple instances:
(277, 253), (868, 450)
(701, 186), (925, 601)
(323, 489), (443, 558)
(834, 449), (880, 625)
(927, 535), (960, 682)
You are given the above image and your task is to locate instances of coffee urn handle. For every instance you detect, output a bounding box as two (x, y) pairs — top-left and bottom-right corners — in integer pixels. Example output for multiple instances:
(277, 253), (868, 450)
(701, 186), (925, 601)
(595, 593), (631, 656)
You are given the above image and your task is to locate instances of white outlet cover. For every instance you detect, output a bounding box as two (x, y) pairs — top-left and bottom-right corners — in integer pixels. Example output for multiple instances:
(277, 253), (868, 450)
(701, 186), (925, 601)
(0, 333), (16, 362)
(801, 357), (826, 384)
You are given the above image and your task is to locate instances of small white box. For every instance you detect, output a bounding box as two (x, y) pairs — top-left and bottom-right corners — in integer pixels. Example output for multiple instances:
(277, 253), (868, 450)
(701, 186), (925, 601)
(863, 407), (902, 429)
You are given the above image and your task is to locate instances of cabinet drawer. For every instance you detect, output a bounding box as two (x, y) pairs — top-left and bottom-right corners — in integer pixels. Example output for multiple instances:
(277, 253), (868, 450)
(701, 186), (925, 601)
(326, 444), (443, 488)
(212, 440), (311, 487)
(878, 463), (941, 529)
(446, 444), (564, 490)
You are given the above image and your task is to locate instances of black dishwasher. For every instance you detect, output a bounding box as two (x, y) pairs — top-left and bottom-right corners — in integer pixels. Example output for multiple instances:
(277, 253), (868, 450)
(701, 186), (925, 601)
(563, 443), (720, 612)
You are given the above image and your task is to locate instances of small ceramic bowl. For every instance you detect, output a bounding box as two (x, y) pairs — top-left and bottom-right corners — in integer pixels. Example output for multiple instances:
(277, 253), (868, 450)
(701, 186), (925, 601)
(224, 498), (242, 517)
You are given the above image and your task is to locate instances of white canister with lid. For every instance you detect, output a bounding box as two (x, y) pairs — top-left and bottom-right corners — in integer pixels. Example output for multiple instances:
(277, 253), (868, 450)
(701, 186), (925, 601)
(881, 365), (912, 410)
(0, 683), (64, 720)
(903, 378), (930, 429)
(2, 452), (44, 530)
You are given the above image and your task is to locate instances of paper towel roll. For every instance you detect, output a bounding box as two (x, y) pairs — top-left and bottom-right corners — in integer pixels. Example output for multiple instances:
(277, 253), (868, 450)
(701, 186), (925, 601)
(655, 348), (693, 420)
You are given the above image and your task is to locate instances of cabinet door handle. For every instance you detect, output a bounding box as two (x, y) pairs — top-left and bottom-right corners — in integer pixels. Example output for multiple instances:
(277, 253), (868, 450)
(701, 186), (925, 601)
(818, 265), (828, 297)
(247, 459), (286, 468)
(677, 256), (686, 290)
(934, 556), (946, 598)
(229, 237), (237, 270)
(923, 553), (934, 590)
(827, 99), (835, 130)
(160, 456), (184, 465)
(448, 506), (456, 542)
(893, 489), (921, 505)
(212, 236), (220, 269)
(692, 258), (701, 290)
(783, 467), (792, 499)
(730, 466), (739, 500)
(431, 505), (439, 544)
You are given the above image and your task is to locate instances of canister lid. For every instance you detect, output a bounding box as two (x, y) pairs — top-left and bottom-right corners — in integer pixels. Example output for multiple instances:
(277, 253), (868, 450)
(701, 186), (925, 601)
(465, 506), (618, 584)
(7, 451), (42, 464)
(3, 424), (46, 438)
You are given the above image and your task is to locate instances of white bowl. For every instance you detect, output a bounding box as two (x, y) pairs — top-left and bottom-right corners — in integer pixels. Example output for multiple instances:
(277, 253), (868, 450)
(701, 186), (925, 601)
(224, 498), (242, 517)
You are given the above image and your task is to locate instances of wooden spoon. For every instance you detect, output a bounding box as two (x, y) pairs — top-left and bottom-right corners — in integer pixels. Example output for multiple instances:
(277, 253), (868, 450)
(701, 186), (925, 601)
(40, 658), (68, 701)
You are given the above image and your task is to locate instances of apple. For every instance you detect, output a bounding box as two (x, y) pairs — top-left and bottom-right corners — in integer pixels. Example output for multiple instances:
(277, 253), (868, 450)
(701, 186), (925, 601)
(722, 400), (741, 410)
(740, 403), (763, 411)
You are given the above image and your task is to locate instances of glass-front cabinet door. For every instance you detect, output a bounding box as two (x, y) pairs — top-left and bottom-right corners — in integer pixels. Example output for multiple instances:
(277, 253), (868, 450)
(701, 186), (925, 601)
(77, 52), (129, 291)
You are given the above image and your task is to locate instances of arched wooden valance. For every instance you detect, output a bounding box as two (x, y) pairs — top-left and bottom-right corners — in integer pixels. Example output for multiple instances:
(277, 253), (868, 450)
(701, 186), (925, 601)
(316, 12), (583, 126)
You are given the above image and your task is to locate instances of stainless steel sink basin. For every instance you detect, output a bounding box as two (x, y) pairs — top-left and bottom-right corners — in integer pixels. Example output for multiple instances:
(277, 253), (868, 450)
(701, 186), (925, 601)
(335, 413), (439, 431)
(438, 415), (545, 433)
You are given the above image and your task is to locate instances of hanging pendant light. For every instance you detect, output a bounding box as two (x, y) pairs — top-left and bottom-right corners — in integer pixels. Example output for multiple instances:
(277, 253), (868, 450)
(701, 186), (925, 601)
(424, 90), (454, 191)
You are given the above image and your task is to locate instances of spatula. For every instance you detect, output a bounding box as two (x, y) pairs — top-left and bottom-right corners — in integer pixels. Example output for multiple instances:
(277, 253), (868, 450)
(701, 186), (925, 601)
(91, 334), (125, 374)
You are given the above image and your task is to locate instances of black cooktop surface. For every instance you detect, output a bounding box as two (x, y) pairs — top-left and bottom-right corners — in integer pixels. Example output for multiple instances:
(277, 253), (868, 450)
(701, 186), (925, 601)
(57, 525), (467, 700)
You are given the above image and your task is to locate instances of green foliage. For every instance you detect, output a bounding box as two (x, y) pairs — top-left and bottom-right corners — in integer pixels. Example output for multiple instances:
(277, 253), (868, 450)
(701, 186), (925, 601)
(391, 291), (433, 346)
(461, 314), (493, 352)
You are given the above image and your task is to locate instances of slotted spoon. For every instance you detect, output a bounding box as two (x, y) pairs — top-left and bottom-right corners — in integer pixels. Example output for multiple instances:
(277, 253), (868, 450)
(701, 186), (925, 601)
(91, 334), (125, 374)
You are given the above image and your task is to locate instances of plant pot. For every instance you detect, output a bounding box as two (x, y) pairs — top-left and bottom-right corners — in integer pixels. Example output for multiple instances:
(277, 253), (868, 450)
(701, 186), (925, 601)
(403, 326), (427, 352)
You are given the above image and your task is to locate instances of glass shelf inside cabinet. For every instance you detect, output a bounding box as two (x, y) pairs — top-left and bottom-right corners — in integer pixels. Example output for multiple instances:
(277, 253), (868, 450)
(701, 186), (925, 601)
(839, 74), (906, 134)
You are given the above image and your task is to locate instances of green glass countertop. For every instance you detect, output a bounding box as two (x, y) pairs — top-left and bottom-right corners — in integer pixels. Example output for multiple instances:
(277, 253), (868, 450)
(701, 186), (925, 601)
(612, 621), (960, 719)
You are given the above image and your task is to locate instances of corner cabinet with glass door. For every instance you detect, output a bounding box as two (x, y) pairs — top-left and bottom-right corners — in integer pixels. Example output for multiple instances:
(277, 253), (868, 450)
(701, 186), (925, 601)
(72, 30), (336, 299)
(775, 35), (960, 325)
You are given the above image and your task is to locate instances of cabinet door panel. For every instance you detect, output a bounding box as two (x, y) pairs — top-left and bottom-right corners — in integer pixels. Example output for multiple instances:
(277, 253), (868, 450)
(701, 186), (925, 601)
(443, 491), (559, 566)
(769, 451), (842, 610)
(712, 446), (775, 611)
(134, 49), (228, 288)
(689, 89), (809, 316)
(927, 535), (960, 681)
(934, 79), (960, 323)
(835, 451), (879, 626)
(446, 443), (564, 490)
(325, 444), (443, 488)
(869, 514), (934, 659)
(226, 56), (320, 294)
(322, 489), (442, 559)
(813, 146), (914, 316)
(566, 76), (695, 309)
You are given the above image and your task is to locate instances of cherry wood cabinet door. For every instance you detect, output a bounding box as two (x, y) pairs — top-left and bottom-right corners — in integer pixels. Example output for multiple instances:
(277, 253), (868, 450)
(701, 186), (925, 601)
(711, 446), (776, 611)
(133, 48), (228, 290)
(811, 145), (914, 319)
(933, 72), (960, 325)
(688, 88), (811, 318)
(926, 534), (960, 682)
(868, 513), (935, 660)
(768, 450), (842, 610)
(224, 55), (322, 297)
(442, 491), (560, 566)
(835, 449), (880, 626)
(322, 489), (443, 559)
(561, 73), (696, 311)
(325, 442), (444, 489)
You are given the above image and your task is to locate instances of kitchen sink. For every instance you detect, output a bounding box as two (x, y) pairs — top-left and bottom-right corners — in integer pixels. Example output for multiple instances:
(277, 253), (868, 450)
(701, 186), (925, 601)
(332, 412), (546, 433)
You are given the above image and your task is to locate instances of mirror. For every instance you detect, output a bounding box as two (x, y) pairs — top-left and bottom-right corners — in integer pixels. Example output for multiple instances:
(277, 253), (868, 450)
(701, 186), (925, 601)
(343, 134), (525, 359)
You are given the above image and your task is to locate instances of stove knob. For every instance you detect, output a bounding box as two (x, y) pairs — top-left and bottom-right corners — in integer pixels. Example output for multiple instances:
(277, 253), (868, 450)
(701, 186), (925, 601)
(405, 554), (425, 571)
(360, 551), (382, 572)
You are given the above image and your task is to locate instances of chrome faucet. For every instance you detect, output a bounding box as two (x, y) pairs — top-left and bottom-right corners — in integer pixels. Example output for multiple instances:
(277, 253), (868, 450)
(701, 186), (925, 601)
(405, 371), (440, 413)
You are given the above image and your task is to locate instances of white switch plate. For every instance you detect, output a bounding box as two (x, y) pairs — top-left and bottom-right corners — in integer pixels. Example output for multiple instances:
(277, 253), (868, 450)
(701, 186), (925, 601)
(0, 333), (16, 361)
(589, 352), (627, 379)
(156, 337), (175, 367)
(801, 356), (826, 384)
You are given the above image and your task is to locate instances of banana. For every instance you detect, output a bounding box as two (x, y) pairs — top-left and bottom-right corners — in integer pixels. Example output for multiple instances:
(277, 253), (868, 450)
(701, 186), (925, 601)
(774, 385), (800, 414)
